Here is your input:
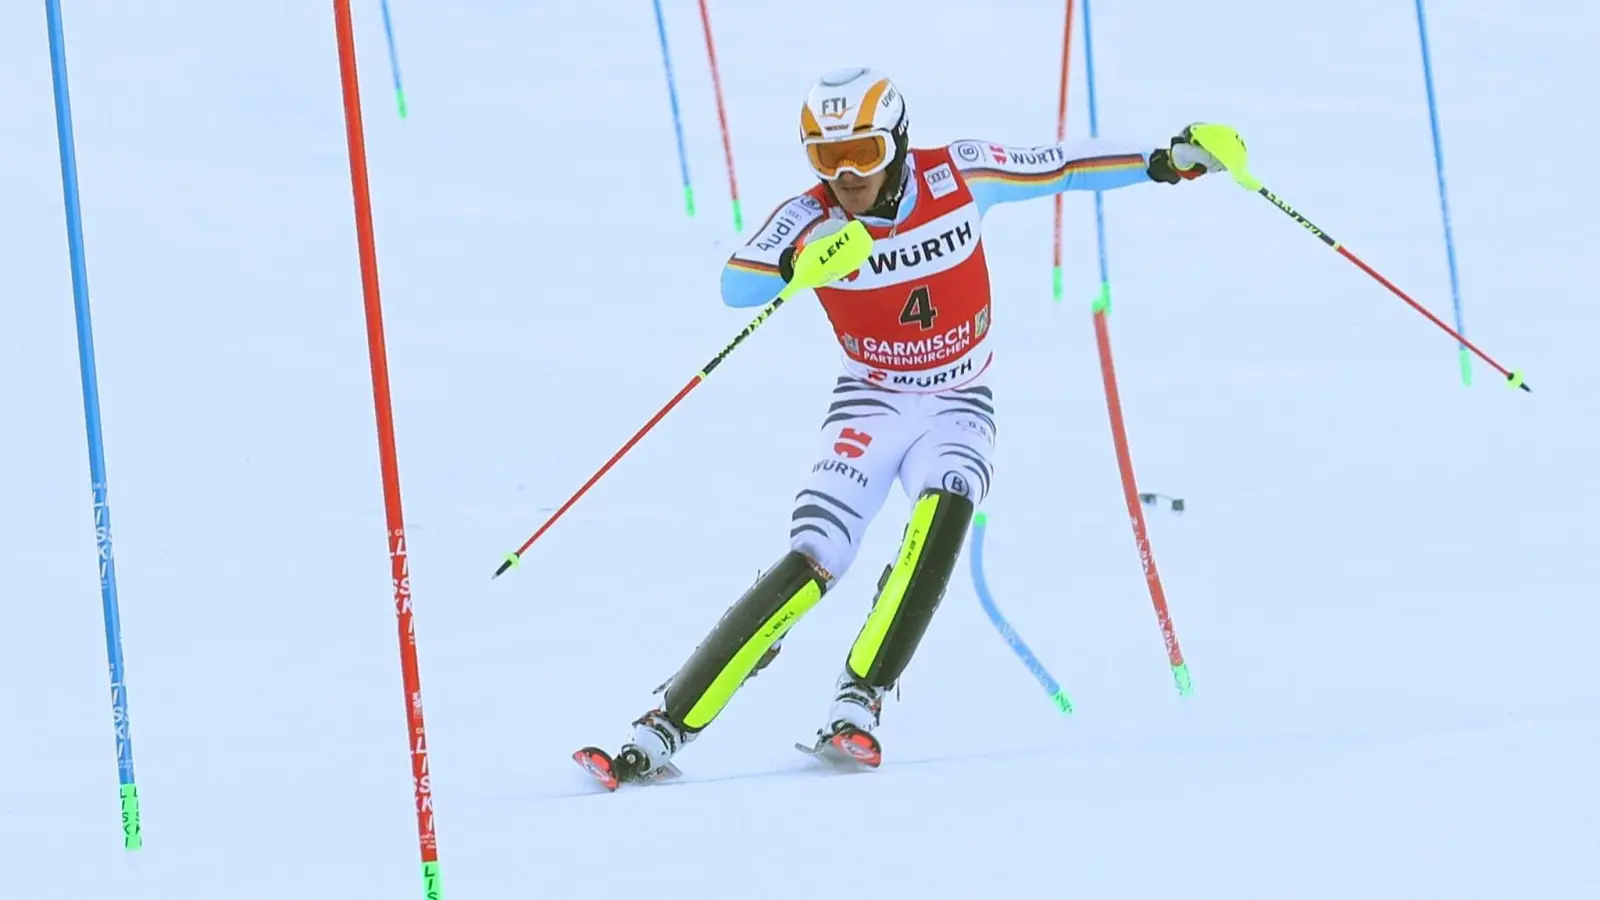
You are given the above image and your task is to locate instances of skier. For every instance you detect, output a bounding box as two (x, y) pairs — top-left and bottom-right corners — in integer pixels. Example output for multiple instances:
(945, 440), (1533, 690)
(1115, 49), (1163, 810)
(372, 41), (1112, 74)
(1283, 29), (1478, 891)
(577, 66), (1234, 788)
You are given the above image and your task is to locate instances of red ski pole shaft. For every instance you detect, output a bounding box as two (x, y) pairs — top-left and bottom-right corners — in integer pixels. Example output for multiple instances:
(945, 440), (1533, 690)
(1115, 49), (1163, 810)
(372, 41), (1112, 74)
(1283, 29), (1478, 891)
(332, 1), (443, 896)
(493, 298), (788, 578)
(1185, 124), (1530, 391)
(1258, 185), (1527, 389)
(1049, 0), (1075, 301)
(1092, 307), (1192, 695)
(493, 221), (876, 578)
(1190, 121), (1536, 392)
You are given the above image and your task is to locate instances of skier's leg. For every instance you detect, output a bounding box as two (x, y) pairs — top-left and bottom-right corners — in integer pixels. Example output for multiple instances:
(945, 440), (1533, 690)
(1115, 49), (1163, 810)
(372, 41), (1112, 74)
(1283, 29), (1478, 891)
(838, 489), (975, 692)
(824, 383), (996, 743)
(787, 375), (915, 582)
(603, 551), (827, 785)
(896, 381), (995, 506)
(660, 550), (829, 732)
(614, 377), (912, 779)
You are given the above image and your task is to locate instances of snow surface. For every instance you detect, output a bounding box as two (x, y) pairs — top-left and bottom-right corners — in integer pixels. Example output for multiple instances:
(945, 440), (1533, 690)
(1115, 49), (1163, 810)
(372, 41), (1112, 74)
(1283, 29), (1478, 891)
(3, 1), (1597, 897)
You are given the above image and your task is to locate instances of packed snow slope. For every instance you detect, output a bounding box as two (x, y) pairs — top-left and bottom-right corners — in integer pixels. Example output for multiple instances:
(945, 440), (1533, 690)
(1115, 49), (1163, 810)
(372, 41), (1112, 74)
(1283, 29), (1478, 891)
(2, 1), (1595, 898)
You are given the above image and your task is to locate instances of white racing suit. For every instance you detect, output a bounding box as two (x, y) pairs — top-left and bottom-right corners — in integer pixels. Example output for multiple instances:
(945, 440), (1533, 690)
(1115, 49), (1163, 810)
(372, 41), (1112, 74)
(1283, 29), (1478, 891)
(612, 137), (1159, 777)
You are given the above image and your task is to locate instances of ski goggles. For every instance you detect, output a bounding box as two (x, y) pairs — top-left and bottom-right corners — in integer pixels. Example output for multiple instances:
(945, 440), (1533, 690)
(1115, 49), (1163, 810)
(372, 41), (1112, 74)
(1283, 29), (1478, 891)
(804, 130), (894, 180)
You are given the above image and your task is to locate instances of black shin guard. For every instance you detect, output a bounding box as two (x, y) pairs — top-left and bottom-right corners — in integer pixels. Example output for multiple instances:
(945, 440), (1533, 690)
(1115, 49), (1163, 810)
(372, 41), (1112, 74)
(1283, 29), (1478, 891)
(662, 550), (828, 731)
(846, 489), (973, 687)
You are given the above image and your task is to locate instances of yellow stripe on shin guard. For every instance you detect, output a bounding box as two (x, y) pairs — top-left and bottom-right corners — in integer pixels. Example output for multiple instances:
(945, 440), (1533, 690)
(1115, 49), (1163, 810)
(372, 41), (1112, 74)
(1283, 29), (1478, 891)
(682, 580), (824, 730)
(847, 491), (941, 678)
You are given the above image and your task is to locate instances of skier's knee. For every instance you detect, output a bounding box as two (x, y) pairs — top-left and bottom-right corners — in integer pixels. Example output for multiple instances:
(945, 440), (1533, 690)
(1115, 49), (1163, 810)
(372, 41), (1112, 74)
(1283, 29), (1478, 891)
(925, 464), (987, 504)
(791, 481), (874, 584)
(789, 530), (853, 587)
(845, 489), (974, 688)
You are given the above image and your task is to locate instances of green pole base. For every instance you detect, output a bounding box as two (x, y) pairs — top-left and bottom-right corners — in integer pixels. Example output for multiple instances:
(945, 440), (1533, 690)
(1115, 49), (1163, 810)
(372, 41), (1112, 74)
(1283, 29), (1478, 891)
(1052, 266), (1064, 302)
(121, 782), (142, 850)
(683, 185), (696, 218)
(1051, 689), (1074, 715)
(1458, 346), (1473, 386)
(1172, 662), (1193, 697)
(1091, 281), (1111, 315)
(422, 860), (443, 899)
(396, 89), (408, 120)
(731, 199), (744, 233)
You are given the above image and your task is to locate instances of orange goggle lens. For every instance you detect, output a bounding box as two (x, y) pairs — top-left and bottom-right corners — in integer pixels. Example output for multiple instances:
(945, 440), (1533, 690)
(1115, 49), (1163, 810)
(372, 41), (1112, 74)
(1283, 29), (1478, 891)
(805, 133), (891, 180)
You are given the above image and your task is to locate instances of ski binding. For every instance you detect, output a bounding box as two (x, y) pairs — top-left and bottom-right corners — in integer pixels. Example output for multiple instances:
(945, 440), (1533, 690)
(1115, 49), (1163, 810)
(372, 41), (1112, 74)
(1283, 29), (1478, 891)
(573, 746), (682, 792)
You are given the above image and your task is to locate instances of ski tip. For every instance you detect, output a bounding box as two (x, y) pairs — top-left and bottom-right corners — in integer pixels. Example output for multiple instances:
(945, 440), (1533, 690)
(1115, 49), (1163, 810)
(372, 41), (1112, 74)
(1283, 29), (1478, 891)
(830, 728), (882, 768)
(573, 747), (620, 792)
(798, 727), (882, 768)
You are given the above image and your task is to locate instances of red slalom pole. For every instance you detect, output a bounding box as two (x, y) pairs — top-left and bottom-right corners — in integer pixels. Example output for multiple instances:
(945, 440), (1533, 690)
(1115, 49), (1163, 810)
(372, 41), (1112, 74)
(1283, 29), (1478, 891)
(696, 0), (743, 231)
(1050, 0), (1076, 301)
(332, 3), (442, 897)
(1091, 304), (1192, 695)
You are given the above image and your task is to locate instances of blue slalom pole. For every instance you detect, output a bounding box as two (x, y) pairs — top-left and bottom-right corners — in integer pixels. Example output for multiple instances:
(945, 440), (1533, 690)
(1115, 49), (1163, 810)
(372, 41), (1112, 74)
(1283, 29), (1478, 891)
(970, 513), (1073, 714)
(650, 0), (695, 217)
(379, 0), (408, 119)
(45, 0), (142, 850)
(1080, 0), (1114, 314)
(1413, 0), (1471, 385)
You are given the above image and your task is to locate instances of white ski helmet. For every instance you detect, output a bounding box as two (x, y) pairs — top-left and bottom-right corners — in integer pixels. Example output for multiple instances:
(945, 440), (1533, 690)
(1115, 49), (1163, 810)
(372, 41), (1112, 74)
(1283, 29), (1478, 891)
(799, 67), (910, 192)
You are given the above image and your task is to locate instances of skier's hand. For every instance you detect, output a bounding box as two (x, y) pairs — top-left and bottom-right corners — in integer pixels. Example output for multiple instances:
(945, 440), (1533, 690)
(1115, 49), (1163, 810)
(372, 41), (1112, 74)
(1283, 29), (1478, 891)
(1147, 123), (1234, 183)
(776, 220), (874, 296)
(779, 216), (850, 283)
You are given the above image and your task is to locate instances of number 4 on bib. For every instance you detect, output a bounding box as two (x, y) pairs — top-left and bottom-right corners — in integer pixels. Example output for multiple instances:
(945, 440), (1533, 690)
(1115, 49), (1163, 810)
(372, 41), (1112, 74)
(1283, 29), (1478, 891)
(900, 286), (938, 330)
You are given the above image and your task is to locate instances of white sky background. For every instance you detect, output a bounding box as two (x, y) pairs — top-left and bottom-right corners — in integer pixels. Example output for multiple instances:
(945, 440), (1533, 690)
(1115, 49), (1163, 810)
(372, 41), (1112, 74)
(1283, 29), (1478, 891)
(1, 1), (1596, 897)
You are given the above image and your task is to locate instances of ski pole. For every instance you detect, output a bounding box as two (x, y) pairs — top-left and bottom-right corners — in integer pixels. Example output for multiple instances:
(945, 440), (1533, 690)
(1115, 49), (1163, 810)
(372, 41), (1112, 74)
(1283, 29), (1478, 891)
(1185, 124), (1530, 392)
(493, 221), (875, 578)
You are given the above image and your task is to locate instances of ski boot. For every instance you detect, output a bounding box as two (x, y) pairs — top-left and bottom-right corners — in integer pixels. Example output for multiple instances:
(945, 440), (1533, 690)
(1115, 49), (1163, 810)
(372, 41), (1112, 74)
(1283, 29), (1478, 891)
(799, 670), (885, 768)
(574, 709), (692, 791)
